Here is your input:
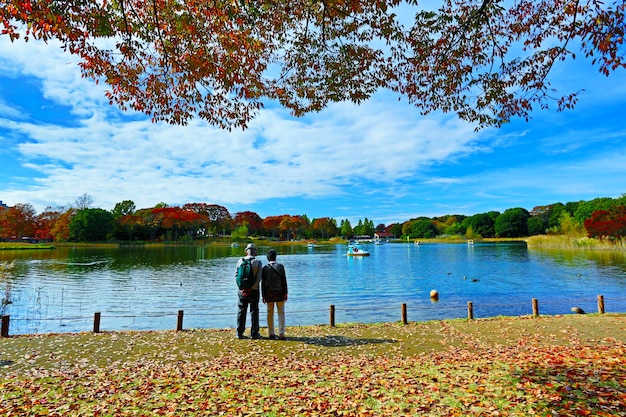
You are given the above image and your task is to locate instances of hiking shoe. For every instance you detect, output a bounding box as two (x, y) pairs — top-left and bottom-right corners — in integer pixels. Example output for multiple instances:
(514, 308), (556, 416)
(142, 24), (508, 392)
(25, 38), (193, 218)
(268, 334), (276, 340)
(251, 334), (263, 339)
(278, 334), (286, 340)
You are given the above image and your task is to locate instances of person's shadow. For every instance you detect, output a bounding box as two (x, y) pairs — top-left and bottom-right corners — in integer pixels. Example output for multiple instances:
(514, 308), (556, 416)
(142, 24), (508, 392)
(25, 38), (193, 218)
(285, 335), (396, 347)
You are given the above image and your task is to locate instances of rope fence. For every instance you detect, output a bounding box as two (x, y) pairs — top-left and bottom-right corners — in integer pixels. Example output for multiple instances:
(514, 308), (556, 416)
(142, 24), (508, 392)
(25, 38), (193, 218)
(1, 294), (624, 338)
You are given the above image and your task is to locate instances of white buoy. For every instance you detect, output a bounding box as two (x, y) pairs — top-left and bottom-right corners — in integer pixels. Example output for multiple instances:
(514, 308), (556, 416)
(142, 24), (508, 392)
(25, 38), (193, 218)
(430, 289), (439, 300)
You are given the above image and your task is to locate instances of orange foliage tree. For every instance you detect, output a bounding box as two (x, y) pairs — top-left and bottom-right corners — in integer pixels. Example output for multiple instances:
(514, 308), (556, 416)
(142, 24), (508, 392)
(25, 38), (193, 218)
(233, 211), (263, 235)
(148, 206), (207, 240)
(116, 212), (143, 241)
(34, 207), (63, 241)
(49, 208), (77, 242)
(311, 217), (338, 239)
(182, 203), (231, 236)
(2, 1), (624, 130)
(0, 203), (37, 240)
(263, 215), (289, 239)
(279, 215), (309, 240)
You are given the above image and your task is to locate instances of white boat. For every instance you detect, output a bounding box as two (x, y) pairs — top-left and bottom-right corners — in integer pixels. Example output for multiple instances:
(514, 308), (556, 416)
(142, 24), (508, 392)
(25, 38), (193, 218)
(347, 243), (370, 256)
(307, 242), (315, 248)
(231, 242), (240, 248)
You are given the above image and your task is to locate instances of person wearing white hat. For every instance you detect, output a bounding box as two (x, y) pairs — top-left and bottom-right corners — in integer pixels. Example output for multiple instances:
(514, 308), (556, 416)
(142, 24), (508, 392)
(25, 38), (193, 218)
(234, 243), (263, 339)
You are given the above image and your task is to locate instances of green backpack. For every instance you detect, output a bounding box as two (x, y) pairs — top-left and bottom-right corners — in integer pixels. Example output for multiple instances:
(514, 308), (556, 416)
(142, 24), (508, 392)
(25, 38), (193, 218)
(236, 258), (255, 289)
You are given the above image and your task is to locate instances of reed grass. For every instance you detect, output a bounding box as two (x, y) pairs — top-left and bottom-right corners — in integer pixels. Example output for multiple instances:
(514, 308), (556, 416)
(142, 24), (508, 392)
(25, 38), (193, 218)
(527, 234), (626, 251)
(0, 243), (56, 250)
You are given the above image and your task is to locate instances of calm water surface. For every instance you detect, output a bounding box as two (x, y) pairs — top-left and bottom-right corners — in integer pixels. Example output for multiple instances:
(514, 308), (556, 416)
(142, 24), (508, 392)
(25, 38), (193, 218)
(1, 242), (625, 335)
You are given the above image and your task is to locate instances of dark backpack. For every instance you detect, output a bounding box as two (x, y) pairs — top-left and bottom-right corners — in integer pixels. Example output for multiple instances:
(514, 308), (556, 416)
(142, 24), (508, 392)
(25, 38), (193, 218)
(236, 258), (255, 289)
(263, 264), (285, 291)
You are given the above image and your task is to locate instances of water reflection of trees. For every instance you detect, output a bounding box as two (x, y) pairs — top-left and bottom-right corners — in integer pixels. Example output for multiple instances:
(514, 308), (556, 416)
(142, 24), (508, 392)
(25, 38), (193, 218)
(534, 248), (626, 273)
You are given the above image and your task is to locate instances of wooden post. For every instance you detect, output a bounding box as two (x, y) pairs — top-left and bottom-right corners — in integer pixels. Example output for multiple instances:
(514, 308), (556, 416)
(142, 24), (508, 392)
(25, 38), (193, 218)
(329, 304), (335, 327)
(532, 298), (539, 317)
(467, 302), (474, 320)
(177, 310), (184, 331)
(401, 303), (408, 324)
(1, 315), (9, 338)
(93, 312), (101, 333)
(597, 295), (605, 314)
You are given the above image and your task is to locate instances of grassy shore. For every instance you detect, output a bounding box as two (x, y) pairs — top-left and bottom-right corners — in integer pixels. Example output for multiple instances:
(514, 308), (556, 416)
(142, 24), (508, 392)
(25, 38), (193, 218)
(0, 242), (56, 250)
(1, 314), (624, 416)
(527, 234), (626, 251)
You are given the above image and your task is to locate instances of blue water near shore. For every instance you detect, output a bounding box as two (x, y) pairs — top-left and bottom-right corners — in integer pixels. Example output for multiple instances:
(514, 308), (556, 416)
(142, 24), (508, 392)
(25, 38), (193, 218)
(1, 241), (625, 335)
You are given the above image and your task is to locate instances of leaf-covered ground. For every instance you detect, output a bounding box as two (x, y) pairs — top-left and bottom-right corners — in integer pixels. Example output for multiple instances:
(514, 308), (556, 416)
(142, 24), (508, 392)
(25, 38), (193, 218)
(1, 315), (624, 416)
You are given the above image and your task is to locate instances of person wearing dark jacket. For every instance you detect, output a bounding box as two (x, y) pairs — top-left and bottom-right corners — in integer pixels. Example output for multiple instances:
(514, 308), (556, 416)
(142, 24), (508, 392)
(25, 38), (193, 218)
(261, 249), (288, 340)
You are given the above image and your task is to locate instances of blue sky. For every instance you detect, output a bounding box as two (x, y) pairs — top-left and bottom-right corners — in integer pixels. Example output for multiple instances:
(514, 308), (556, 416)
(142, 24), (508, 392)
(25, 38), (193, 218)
(0, 35), (625, 226)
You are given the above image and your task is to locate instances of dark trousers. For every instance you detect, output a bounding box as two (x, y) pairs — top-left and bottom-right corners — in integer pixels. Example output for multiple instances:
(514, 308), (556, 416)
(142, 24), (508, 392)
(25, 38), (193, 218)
(237, 289), (260, 337)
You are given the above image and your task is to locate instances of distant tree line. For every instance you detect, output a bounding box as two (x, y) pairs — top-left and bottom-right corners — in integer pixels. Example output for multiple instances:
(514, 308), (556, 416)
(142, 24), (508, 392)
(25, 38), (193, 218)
(1, 193), (625, 243)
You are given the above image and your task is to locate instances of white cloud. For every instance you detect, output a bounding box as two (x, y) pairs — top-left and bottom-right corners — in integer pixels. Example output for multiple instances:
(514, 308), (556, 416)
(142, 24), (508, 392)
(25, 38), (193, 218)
(6, 98), (484, 212)
(0, 35), (489, 213)
(1, 30), (625, 225)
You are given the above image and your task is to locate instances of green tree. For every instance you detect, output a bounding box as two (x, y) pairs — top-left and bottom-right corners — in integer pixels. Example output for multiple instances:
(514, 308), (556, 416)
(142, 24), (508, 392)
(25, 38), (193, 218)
(574, 197), (618, 224)
(558, 212), (587, 237)
(527, 216), (546, 236)
(388, 223), (403, 238)
(354, 219), (365, 237)
(363, 218), (375, 237)
(110, 200), (138, 240)
(401, 220), (415, 239)
(495, 208), (530, 238)
(465, 225), (479, 240)
(547, 203), (567, 229)
(445, 222), (465, 235)
(464, 212), (499, 238)
(340, 219), (353, 239)
(565, 201), (582, 217)
(410, 219), (438, 239)
(111, 200), (136, 219)
(231, 223), (249, 240)
(299, 214), (312, 238)
(69, 208), (114, 242)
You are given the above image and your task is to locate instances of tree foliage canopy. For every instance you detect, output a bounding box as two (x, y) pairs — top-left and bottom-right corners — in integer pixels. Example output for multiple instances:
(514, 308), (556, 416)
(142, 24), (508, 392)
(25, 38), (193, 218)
(69, 208), (114, 241)
(2, 0), (624, 129)
(495, 207), (530, 237)
(584, 204), (626, 238)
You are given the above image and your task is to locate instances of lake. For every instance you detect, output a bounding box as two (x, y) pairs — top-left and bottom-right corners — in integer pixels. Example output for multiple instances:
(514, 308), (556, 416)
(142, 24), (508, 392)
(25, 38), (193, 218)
(1, 242), (625, 335)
